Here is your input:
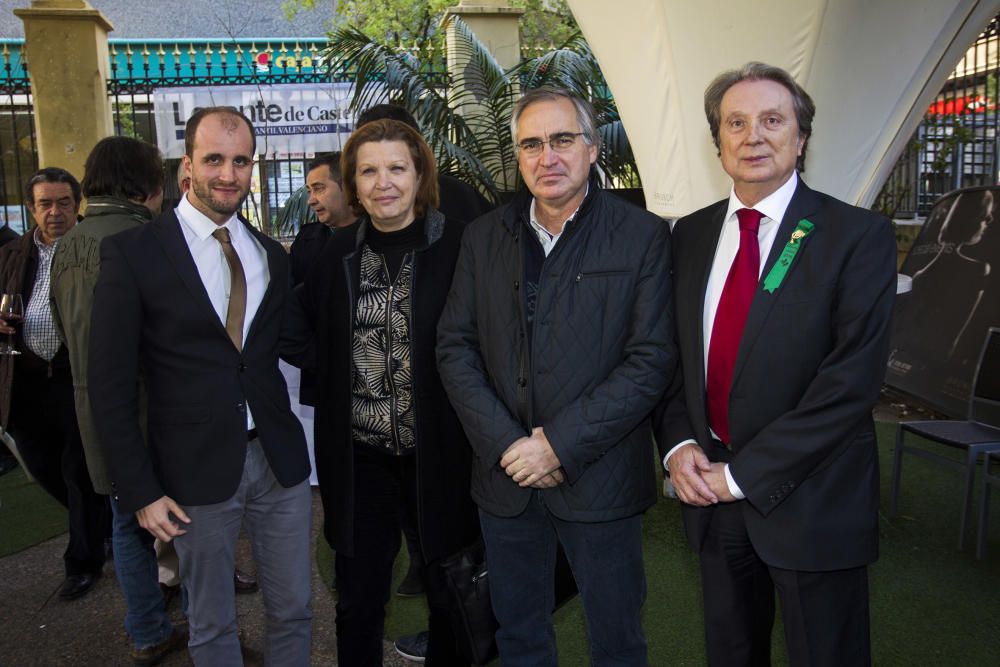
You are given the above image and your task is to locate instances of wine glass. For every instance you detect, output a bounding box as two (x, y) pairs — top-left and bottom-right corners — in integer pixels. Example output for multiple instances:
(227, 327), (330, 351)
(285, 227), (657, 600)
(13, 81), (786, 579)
(0, 294), (24, 355)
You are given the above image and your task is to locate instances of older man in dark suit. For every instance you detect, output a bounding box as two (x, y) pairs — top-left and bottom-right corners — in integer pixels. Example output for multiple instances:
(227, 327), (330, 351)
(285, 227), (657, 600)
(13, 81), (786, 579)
(0, 168), (109, 600)
(89, 107), (312, 666)
(656, 63), (896, 666)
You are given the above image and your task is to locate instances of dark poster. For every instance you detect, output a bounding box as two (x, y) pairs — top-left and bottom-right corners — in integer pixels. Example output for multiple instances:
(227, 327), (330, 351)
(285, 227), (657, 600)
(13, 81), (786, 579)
(887, 186), (999, 416)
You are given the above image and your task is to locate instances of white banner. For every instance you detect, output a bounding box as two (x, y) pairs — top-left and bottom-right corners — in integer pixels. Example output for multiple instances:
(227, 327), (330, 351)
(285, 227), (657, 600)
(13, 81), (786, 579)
(153, 82), (375, 158)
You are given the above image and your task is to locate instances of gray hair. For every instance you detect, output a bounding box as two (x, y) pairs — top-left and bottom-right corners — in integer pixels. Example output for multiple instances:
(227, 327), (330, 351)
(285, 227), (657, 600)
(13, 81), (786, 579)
(704, 62), (815, 172)
(510, 87), (601, 151)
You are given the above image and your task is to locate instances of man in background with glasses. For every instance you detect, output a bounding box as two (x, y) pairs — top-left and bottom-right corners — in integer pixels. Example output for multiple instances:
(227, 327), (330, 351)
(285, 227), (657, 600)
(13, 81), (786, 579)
(0, 167), (110, 601)
(438, 87), (676, 665)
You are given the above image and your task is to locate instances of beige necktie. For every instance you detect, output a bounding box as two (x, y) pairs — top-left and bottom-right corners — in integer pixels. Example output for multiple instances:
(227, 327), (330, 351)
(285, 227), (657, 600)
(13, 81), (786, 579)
(212, 227), (247, 351)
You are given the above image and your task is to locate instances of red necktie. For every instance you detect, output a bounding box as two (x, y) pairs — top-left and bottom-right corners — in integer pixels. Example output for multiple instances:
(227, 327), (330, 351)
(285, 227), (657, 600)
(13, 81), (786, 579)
(706, 208), (762, 446)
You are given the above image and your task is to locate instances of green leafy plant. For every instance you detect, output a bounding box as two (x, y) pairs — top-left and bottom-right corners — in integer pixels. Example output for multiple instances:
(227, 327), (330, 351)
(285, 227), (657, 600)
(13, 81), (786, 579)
(282, 0), (581, 58)
(112, 102), (140, 139)
(324, 16), (639, 201)
(517, 36), (638, 187)
(925, 114), (974, 174)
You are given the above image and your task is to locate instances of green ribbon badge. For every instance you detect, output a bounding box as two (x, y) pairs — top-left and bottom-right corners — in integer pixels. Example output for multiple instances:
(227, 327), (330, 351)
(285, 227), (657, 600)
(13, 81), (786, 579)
(762, 219), (814, 294)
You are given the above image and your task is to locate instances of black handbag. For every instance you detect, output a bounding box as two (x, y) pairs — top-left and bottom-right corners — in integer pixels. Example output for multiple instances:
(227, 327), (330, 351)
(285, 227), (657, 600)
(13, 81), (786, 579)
(441, 539), (497, 665)
(440, 538), (578, 665)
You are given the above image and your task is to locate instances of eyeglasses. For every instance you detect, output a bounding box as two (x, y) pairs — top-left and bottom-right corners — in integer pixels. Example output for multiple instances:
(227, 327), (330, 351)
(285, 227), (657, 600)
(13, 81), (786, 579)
(516, 132), (587, 157)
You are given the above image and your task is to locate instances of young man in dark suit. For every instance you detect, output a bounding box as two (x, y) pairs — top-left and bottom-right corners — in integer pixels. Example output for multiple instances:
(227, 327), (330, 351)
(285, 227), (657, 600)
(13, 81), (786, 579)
(656, 63), (896, 666)
(89, 107), (312, 665)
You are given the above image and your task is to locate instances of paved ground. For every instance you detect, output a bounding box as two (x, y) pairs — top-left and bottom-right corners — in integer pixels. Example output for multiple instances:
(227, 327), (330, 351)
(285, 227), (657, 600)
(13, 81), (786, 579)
(0, 488), (410, 666)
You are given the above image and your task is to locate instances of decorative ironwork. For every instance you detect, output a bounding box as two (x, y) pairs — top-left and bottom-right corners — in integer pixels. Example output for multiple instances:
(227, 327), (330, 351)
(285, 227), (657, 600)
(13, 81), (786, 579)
(105, 38), (359, 92)
(0, 39), (36, 233)
(104, 37), (446, 234)
(878, 17), (1000, 218)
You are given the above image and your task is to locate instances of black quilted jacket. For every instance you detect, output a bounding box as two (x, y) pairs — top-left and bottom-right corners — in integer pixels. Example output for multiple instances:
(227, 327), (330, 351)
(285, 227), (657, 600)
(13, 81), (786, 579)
(437, 175), (678, 521)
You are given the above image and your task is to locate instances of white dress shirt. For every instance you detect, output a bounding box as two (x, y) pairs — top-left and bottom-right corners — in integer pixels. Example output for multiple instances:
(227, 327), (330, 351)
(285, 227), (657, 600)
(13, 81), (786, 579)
(175, 194), (269, 429)
(527, 185), (587, 256)
(665, 172), (799, 498)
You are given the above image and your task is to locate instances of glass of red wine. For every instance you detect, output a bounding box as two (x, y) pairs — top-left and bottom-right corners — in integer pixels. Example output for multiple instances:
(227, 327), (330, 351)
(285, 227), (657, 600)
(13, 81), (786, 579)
(0, 293), (24, 355)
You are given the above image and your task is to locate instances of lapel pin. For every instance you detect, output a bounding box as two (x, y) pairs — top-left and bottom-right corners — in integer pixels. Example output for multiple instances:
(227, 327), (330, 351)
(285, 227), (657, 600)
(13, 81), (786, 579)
(762, 219), (814, 293)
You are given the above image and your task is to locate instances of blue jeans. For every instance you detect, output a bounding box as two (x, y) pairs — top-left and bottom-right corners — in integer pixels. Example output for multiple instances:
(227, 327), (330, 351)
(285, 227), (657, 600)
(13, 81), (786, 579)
(110, 498), (175, 649)
(479, 492), (648, 667)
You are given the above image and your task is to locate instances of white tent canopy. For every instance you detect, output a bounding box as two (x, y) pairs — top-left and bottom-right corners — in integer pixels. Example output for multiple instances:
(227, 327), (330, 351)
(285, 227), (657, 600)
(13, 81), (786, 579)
(568, 0), (1000, 218)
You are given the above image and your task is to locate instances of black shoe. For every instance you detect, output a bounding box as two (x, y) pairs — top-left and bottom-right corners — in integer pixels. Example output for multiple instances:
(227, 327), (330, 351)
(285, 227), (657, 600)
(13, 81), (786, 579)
(396, 562), (425, 597)
(0, 455), (17, 477)
(58, 571), (102, 600)
(394, 631), (429, 663)
(234, 567), (259, 594)
(131, 621), (188, 666)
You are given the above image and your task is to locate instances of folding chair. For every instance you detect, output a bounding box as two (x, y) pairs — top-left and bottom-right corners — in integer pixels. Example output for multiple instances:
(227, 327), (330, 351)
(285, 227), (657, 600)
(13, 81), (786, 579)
(976, 450), (1000, 559)
(889, 326), (1000, 550)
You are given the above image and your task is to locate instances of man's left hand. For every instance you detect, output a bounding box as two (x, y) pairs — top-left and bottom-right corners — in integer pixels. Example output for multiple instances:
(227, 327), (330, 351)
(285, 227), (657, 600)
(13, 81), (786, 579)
(500, 427), (562, 487)
(530, 469), (565, 489)
(704, 462), (737, 503)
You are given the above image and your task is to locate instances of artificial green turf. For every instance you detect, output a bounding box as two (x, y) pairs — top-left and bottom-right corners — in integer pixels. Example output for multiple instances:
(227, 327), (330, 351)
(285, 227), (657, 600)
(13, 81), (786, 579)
(3, 421), (996, 662)
(316, 421), (1000, 664)
(0, 466), (69, 557)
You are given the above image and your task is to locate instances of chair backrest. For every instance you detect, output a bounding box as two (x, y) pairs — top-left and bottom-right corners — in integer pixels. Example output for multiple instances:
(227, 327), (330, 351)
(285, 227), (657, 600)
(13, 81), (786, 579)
(970, 326), (1000, 425)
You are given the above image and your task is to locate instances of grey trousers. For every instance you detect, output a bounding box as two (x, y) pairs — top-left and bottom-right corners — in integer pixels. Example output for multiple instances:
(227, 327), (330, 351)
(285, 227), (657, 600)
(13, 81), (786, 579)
(174, 438), (312, 666)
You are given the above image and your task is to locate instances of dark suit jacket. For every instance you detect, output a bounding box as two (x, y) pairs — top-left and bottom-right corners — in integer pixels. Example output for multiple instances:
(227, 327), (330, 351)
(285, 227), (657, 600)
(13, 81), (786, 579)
(0, 232), (73, 430)
(437, 173), (494, 223)
(0, 224), (19, 248)
(656, 179), (896, 572)
(88, 209), (309, 514)
(289, 222), (333, 287)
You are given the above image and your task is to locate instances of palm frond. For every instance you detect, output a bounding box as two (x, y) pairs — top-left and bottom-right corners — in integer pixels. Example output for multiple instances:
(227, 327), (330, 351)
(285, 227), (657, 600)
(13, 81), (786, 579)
(514, 32), (639, 187)
(322, 20), (638, 197)
(515, 34), (599, 93)
(598, 119), (639, 186)
(444, 17), (511, 108)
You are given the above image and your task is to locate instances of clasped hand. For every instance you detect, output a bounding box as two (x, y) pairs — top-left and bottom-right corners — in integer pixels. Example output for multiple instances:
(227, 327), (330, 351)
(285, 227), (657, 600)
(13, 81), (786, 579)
(666, 444), (735, 506)
(500, 427), (564, 488)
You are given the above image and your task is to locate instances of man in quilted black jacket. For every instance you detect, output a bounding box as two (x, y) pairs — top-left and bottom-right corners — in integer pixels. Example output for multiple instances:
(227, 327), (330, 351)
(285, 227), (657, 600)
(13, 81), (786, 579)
(437, 87), (677, 666)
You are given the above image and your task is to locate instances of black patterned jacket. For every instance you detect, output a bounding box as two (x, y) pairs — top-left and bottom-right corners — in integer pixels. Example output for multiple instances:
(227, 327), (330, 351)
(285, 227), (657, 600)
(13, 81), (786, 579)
(350, 243), (415, 454)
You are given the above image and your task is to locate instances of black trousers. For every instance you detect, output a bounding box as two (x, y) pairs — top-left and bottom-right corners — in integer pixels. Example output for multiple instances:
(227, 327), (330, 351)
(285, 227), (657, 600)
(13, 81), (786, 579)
(334, 444), (468, 667)
(699, 501), (871, 667)
(8, 368), (109, 576)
